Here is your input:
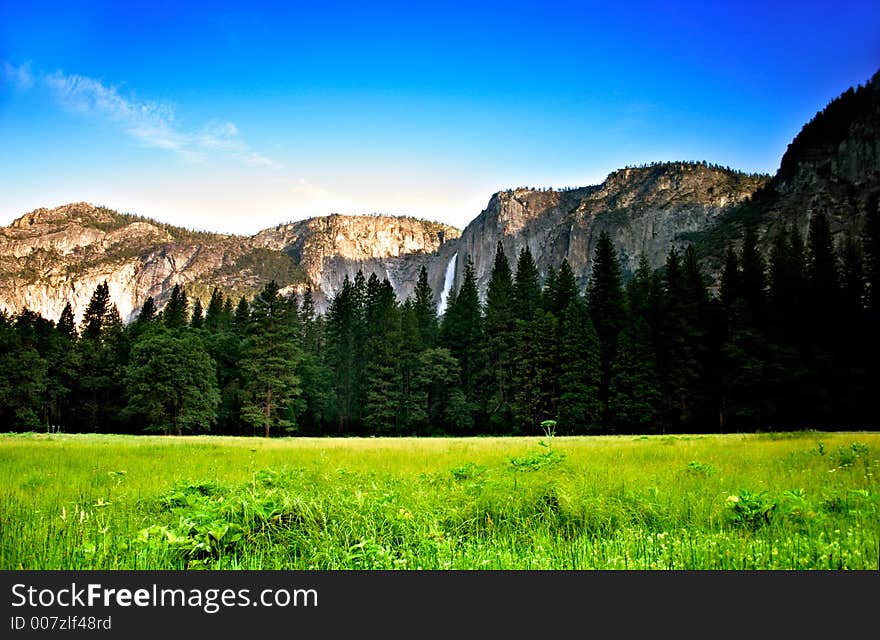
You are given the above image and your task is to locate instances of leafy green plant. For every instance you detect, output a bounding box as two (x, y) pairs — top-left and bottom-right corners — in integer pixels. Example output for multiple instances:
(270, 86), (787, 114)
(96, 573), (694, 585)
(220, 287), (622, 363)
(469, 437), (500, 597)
(450, 463), (485, 481)
(832, 442), (870, 468)
(725, 490), (776, 530)
(686, 461), (715, 476)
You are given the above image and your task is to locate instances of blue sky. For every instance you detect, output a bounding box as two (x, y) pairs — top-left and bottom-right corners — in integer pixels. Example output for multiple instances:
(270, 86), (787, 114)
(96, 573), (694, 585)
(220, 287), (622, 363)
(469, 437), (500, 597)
(1, 1), (878, 234)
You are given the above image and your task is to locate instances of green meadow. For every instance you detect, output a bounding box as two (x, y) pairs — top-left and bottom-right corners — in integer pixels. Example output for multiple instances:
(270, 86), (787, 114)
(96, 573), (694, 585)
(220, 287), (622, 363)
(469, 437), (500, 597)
(1, 432), (877, 570)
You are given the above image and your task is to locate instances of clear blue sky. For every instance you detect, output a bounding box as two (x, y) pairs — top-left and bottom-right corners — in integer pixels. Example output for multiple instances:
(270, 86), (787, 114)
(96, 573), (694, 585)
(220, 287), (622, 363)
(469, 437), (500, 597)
(2, 0), (878, 234)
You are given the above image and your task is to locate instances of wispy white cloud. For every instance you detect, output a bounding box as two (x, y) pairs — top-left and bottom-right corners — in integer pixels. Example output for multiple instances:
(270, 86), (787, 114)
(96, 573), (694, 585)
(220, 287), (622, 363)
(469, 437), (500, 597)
(5, 62), (279, 168)
(2, 60), (34, 90)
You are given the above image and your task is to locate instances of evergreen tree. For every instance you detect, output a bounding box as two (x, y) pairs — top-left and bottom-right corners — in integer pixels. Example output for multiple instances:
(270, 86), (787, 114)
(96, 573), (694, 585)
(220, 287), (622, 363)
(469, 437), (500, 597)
(861, 197), (880, 421)
(413, 347), (462, 433)
(79, 281), (114, 340)
(553, 259), (579, 315)
(239, 281), (302, 437)
(363, 278), (402, 434)
(658, 247), (707, 429)
(438, 258), (483, 430)
(766, 224), (809, 427)
(840, 232), (866, 317)
(0, 316), (48, 430)
(124, 328), (220, 435)
(720, 245), (742, 314)
(412, 266), (438, 347)
(512, 309), (557, 433)
(482, 241), (516, 431)
(740, 225), (767, 327)
(513, 246), (541, 322)
(586, 231), (625, 416)
(326, 275), (360, 434)
(163, 284), (189, 330)
(541, 265), (558, 313)
(608, 316), (662, 433)
(298, 286), (320, 353)
(805, 211), (840, 421)
(233, 296), (250, 335)
(70, 284), (126, 432)
(190, 298), (204, 329)
(204, 288), (226, 332)
(807, 212), (840, 314)
(57, 302), (77, 340)
(202, 297), (245, 435)
(837, 232), (869, 424)
(556, 299), (601, 434)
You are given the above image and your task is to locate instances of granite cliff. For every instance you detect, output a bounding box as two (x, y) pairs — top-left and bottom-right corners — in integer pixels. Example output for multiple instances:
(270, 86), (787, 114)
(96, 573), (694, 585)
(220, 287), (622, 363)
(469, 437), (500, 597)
(2, 69), (878, 323)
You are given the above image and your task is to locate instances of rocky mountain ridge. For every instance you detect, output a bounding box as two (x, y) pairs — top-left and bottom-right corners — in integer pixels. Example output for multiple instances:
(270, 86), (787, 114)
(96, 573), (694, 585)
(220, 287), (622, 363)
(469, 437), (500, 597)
(0, 203), (458, 323)
(2, 68), (878, 324)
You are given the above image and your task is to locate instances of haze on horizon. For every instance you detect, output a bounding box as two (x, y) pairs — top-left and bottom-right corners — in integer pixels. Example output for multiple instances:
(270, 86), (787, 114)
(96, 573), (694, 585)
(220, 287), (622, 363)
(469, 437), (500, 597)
(1, 0), (878, 236)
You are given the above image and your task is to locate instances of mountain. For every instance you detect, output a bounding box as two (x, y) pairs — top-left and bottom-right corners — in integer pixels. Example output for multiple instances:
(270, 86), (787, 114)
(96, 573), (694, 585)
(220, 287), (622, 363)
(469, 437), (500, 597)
(0, 164), (762, 323)
(1, 69), (878, 323)
(0, 203), (458, 323)
(449, 162), (767, 297)
(690, 69), (880, 266)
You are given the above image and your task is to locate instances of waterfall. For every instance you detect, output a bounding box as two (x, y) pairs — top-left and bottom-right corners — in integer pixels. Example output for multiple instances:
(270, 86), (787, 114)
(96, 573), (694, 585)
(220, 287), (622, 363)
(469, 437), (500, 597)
(437, 252), (458, 315)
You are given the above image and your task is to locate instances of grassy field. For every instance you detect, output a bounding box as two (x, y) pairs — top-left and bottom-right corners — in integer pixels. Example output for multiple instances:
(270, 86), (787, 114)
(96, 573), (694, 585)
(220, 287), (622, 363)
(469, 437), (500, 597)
(1, 431), (878, 570)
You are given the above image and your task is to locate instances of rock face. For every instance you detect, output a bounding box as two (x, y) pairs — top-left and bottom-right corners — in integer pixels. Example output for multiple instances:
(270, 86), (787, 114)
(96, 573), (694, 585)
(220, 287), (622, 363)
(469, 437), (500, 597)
(0, 203), (247, 324)
(450, 163), (767, 297)
(2, 69), (877, 323)
(0, 164), (763, 323)
(0, 204), (459, 323)
(252, 214), (460, 310)
(692, 69), (880, 267)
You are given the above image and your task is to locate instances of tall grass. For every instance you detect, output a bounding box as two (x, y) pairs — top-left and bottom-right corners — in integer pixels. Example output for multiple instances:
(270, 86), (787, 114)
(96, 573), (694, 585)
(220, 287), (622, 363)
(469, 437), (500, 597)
(1, 432), (877, 570)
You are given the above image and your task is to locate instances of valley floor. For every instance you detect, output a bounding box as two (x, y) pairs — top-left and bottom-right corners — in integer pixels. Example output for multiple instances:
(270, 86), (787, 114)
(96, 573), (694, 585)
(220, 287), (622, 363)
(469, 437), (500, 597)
(1, 431), (877, 570)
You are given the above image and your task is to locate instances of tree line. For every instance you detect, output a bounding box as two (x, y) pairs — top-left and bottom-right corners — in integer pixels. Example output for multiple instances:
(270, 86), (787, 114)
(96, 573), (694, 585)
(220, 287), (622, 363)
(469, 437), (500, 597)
(1, 207), (878, 436)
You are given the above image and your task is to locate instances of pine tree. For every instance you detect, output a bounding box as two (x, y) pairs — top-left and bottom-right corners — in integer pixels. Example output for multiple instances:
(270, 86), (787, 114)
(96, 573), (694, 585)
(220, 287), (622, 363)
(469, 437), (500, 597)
(204, 288), (226, 332)
(720, 245), (742, 315)
(511, 308), (556, 433)
(542, 265), (558, 313)
(233, 296), (250, 335)
(326, 275), (360, 434)
(513, 246), (541, 322)
(766, 224), (808, 427)
(137, 297), (157, 324)
(807, 212), (840, 314)
(805, 211), (840, 422)
(413, 347), (462, 433)
(837, 232), (869, 423)
(861, 196), (880, 421)
(586, 231), (625, 417)
(553, 259), (579, 315)
(80, 281), (114, 341)
(163, 284), (189, 330)
(438, 258), (483, 430)
(57, 302), (77, 340)
(658, 247), (708, 428)
(190, 298), (204, 329)
(363, 278), (402, 434)
(299, 285), (321, 353)
(412, 266), (438, 348)
(482, 242), (516, 431)
(608, 316), (662, 433)
(70, 283), (126, 432)
(740, 225), (767, 328)
(556, 299), (601, 434)
(239, 282), (301, 437)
